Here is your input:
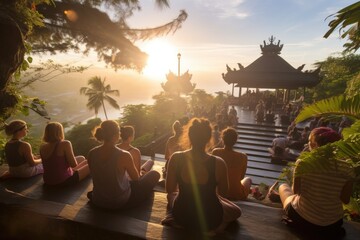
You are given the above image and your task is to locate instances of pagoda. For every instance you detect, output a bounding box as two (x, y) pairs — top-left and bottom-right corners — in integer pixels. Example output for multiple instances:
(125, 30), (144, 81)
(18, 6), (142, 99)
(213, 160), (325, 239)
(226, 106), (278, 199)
(222, 36), (320, 102)
(161, 53), (196, 95)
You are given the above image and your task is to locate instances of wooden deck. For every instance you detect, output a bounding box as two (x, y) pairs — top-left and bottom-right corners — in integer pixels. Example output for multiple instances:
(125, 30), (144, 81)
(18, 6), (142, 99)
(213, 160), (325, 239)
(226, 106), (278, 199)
(1, 171), (360, 240)
(1, 108), (359, 239)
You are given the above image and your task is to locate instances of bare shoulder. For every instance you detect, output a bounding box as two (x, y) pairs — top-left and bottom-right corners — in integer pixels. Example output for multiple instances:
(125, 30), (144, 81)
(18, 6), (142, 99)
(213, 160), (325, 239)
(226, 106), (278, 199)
(213, 155), (226, 164)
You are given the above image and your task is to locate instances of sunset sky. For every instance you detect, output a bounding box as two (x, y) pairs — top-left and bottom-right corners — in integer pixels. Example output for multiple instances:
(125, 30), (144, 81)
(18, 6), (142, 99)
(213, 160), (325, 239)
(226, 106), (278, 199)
(128, 0), (354, 91)
(32, 0), (356, 116)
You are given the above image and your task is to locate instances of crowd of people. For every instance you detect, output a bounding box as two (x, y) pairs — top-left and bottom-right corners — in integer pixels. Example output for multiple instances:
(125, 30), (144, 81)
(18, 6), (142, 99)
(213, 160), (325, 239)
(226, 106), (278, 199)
(1, 112), (354, 236)
(269, 115), (353, 162)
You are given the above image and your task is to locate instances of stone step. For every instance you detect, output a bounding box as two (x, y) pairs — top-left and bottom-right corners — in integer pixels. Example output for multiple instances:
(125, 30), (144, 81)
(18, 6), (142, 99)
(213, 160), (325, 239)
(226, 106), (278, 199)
(236, 129), (286, 138)
(236, 125), (288, 134)
(247, 161), (284, 173)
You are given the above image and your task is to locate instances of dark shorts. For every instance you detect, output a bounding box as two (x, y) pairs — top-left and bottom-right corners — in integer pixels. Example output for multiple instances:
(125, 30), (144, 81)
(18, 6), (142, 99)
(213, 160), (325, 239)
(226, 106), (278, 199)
(61, 171), (80, 186)
(283, 204), (345, 237)
(45, 171), (80, 187)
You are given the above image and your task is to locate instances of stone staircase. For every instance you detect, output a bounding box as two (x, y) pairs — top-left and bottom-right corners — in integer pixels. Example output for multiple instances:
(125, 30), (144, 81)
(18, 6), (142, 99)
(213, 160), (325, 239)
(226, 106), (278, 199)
(235, 122), (289, 185)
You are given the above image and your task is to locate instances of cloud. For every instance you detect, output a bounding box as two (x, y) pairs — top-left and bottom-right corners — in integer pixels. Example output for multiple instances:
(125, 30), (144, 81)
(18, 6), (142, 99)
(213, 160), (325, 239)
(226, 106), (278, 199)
(196, 0), (249, 19)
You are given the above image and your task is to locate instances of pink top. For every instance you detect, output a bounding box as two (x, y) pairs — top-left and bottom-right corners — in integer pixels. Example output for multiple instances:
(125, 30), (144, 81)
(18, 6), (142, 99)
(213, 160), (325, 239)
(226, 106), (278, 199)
(42, 143), (73, 185)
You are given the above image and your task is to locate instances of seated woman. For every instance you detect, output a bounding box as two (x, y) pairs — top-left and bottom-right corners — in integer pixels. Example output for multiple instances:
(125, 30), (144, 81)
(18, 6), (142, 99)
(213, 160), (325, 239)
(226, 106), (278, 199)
(87, 120), (160, 209)
(278, 127), (354, 235)
(40, 122), (89, 186)
(3, 120), (43, 178)
(212, 127), (252, 201)
(163, 118), (241, 234)
(163, 120), (183, 178)
(117, 125), (154, 176)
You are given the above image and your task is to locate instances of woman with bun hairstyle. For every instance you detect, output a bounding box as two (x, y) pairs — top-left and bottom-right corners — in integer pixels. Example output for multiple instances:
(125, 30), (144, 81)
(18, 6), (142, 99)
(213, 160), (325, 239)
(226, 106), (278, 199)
(40, 122), (89, 186)
(278, 127), (354, 235)
(163, 118), (241, 234)
(212, 127), (252, 201)
(87, 120), (160, 209)
(3, 120), (43, 178)
(117, 125), (154, 176)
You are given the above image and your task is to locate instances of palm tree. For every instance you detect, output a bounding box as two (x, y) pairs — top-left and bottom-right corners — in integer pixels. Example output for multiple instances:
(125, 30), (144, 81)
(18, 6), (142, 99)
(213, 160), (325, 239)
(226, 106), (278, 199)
(324, 2), (360, 53)
(80, 76), (120, 120)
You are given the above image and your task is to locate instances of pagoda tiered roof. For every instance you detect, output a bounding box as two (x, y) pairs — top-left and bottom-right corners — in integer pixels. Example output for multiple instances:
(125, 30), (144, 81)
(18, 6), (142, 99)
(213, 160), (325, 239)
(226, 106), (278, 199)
(222, 36), (320, 89)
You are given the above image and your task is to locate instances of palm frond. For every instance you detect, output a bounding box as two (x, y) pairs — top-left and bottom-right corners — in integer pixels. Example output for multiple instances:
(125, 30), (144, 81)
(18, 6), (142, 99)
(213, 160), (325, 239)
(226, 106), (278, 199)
(104, 95), (120, 109)
(296, 94), (360, 123)
(342, 120), (360, 139)
(294, 145), (337, 177)
(335, 133), (360, 166)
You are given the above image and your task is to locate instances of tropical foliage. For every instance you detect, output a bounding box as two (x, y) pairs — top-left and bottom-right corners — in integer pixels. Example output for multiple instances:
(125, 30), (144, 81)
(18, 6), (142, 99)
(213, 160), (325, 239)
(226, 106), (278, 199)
(305, 54), (360, 102)
(80, 76), (120, 120)
(281, 1), (360, 221)
(32, 0), (187, 71)
(324, 1), (360, 53)
(65, 118), (101, 156)
(0, 0), (187, 124)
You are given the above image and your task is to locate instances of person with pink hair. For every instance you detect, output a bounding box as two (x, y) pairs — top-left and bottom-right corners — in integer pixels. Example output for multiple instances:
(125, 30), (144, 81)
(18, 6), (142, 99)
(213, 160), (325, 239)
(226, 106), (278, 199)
(278, 127), (354, 237)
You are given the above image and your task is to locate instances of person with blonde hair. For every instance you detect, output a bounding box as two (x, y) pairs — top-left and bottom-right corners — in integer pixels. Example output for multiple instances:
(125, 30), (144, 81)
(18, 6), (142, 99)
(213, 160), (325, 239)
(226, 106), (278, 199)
(212, 127), (252, 201)
(87, 120), (160, 209)
(117, 125), (154, 175)
(40, 122), (89, 186)
(3, 120), (43, 178)
(163, 118), (241, 234)
(162, 120), (183, 178)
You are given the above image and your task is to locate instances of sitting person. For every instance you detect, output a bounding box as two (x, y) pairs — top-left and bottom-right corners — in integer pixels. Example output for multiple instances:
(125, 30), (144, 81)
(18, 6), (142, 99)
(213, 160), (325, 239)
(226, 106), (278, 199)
(163, 118), (241, 234)
(163, 120), (183, 178)
(269, 136), (289, 156)
(3, 120), (43, 178)
(87, 120), (160, 209)
(212, 127), (252, 201)
(40, 122), (89, 186)
(117, 125), (154, 176)
(278, 127), (354, 236)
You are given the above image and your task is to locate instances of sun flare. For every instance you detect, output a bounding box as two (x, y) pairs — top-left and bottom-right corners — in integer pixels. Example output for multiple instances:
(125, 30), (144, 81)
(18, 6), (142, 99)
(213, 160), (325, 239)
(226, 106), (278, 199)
(142, 39), (178, 80)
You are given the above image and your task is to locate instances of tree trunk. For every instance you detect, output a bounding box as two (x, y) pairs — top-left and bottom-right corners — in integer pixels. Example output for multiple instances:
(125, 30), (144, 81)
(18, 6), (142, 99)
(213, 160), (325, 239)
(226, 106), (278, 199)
(101, 100), (108, 120)
(0, 12), (26, 119)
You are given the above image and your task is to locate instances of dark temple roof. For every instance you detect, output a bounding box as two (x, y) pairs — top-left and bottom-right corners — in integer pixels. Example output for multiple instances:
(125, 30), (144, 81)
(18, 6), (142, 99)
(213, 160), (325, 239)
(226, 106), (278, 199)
(222, 36), (320, 89)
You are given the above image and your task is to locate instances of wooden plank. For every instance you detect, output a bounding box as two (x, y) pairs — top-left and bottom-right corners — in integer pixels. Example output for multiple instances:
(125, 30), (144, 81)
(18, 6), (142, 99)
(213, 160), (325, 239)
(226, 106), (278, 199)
(237, 122), (288, 130)
(240, 149), (271, 158)
(247, 161), (285, 172)
(237, 126), (288, 135)
(235, 141), (272, 148)
(235, 143), (272, 151)
(238, 135), (276, 142)
(247, 156), (272, 164)
(246, 168), (281, 179)
(237, 129), (286, 136)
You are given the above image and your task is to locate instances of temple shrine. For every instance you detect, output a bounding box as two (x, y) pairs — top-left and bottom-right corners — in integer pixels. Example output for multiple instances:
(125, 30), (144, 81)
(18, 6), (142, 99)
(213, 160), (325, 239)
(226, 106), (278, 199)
(222, 36), (320, 103)
(161, 53), (196, 95)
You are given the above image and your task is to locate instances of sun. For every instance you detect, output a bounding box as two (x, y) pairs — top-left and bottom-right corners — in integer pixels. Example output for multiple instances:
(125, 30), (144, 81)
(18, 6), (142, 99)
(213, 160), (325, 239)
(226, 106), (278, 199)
(141, 39), (178, 80)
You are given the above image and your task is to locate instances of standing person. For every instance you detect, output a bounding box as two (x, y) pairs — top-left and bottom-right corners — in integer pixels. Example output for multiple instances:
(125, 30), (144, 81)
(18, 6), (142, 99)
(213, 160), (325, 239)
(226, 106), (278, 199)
(117, 125), (154, 176)
(163, 120), (183, 178)
(212, 127), (252, 201)
(278, 127), (354, 237)
(40, 122), (89, 186)
(3, 120), (43, 178)
(87, 120), (160, 209)
(163, 118), (241, 234)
